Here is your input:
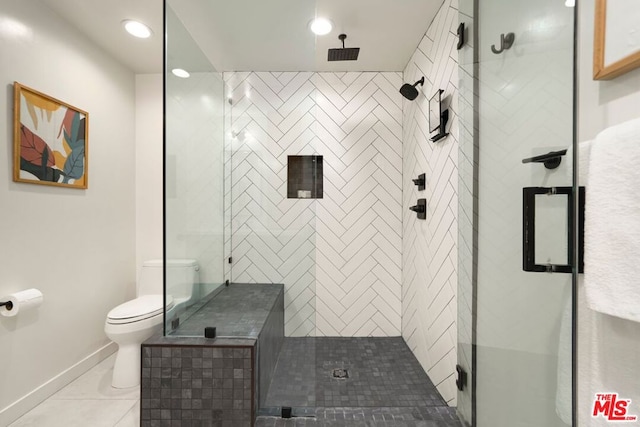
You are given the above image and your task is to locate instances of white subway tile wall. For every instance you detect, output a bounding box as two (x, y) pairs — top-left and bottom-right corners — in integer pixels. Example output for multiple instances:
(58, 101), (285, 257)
(224, 71), (403, 337)
(401, 0), (460, 406)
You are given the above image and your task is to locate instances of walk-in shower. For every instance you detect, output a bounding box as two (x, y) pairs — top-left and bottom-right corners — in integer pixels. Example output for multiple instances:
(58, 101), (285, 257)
(156, 0), (581, 426)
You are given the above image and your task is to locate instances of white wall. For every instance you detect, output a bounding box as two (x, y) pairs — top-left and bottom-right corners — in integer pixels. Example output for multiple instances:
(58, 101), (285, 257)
(401, 0), (459, 406)
(135, 74), (163, 276)
(577, 1), (640, 425)
(577, 0), (640, 140)
(0, 1), (136, 424)
(225, 71), (403, 337)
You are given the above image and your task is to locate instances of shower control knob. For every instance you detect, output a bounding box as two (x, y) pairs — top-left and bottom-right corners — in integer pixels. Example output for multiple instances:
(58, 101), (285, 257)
(412, 173), (426, 190)
(409, 199), (427, 220)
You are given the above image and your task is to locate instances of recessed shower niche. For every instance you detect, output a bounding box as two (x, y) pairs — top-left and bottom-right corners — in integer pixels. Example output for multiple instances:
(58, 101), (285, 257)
(287, 155), (323, 199)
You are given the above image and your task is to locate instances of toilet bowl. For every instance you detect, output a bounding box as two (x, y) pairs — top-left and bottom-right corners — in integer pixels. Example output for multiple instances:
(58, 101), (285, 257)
(104, 259), (199, 388)
(105, 295), (174, 388)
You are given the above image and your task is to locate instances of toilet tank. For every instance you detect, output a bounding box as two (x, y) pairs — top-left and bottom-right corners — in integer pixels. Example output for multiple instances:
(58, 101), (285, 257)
(138, 259), (200, 304)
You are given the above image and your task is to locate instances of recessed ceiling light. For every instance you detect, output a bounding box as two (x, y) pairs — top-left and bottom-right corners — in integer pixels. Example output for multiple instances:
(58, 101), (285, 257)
(171, 68), (190, 78)
(122, 20), (153, 39)
(310, 17), (333, 36)
(564, 0), (575, 6)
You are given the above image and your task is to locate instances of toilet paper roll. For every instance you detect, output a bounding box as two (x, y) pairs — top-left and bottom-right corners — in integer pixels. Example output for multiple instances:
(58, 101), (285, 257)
(1, 288), (43, 317)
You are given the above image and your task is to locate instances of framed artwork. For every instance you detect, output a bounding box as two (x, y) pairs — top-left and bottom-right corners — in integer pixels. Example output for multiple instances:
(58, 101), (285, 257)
(13, 82), (89, 188)
(593, 0), (640, 80)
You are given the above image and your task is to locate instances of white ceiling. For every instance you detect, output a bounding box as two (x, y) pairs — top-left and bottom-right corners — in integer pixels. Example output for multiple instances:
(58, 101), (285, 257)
(40, 0), (444, 74)
(40, 0), (164, 74)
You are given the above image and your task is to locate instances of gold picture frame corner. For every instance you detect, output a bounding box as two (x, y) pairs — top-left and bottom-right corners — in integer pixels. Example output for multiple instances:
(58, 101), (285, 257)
(593, 0), (640, 81)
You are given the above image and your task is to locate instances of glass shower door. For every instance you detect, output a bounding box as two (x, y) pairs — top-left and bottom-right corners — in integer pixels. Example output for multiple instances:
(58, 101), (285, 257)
(459, 0), (576, 426)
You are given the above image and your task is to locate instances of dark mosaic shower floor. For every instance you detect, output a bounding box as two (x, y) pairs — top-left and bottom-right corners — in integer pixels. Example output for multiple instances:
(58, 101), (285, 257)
(263, 337), (451, 409)
(258, 337), (462, 426)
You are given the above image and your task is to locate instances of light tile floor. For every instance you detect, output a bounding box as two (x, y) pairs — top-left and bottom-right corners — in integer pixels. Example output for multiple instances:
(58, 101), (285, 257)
(9, 354), (140, 427)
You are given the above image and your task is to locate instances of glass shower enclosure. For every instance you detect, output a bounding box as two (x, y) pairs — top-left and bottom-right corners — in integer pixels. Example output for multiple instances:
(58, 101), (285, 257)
(163, 0), (319, 411)
(458, 0), (577, 426)
(163, 0), (579, 424)
(164, 4), (228, 334)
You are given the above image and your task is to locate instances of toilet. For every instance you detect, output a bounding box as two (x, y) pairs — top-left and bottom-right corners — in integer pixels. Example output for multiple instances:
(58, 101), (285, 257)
(105, 259), (199, 388)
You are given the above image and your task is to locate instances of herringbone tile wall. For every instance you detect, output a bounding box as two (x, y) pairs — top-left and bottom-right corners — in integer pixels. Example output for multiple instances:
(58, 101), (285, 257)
(224, 71), (403, 337)
(401, 0), (459, 405)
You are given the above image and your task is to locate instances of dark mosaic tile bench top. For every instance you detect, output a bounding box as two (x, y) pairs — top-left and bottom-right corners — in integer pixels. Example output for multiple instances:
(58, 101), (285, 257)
(172, 283), (284, 338)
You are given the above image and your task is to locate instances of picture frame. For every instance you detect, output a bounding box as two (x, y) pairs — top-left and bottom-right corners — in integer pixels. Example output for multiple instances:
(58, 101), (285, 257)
(13, 82), (89, 189)
(593, 0), (640, 80)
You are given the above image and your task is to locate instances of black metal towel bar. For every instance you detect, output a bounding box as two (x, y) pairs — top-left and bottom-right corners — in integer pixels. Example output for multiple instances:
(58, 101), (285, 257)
(522, 149), (567, 170)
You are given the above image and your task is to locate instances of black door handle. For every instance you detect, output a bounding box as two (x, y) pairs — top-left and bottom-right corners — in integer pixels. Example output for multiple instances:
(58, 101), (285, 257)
(522, 149), (567, 170)
(522, 186), (584, 273)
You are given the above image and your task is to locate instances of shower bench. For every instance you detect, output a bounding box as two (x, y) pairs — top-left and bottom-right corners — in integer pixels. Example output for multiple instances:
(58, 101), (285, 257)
(140, 283), (284, 427)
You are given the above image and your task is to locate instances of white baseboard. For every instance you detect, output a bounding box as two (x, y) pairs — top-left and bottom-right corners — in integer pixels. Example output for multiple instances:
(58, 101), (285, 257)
(0, 342), (117, 426)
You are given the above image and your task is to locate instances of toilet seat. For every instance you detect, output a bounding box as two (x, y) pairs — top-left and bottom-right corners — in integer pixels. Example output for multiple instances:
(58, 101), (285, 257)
(107, 294), (174, 325)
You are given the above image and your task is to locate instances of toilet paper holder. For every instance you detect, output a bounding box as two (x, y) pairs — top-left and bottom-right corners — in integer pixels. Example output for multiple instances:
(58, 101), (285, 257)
(0, 301), (13, 310)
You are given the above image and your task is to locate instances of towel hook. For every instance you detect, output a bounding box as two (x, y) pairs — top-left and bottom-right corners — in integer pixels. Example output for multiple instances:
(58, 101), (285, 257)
(491, 32), (515, 54)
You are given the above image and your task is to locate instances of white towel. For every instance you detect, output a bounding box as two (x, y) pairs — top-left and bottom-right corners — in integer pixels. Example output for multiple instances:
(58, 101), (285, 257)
(584, 117), (640, 322)
(565, 140), (592, 183)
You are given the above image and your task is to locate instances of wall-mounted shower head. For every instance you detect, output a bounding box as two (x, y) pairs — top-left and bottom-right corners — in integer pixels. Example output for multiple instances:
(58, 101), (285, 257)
(328, 34), (360, 61)
(399, 77), (425, 101)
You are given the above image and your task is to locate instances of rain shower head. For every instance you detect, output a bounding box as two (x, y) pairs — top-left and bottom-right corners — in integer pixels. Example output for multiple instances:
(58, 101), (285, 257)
(328, 34), (360, 61)
(399, 77), (425, 101)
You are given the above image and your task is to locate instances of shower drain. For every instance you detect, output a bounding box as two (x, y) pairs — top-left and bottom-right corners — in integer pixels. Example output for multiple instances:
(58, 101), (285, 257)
(331, 368), (349, 379)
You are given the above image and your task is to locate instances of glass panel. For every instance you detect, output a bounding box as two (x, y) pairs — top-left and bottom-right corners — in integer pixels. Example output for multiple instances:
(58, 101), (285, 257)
(164, 3), (226, 335)
(225, 68), (318, 412)
(534, 194), (569, 266)
(459, 0), (576, 425)
(214, 1), (320, 412)
(165, 0), (319, 413)
(457, 0), (476, 423)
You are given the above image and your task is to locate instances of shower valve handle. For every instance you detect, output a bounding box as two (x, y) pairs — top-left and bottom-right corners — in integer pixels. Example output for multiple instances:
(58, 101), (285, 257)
(409, 199), (427, 220)
(412, 173), (426, 190)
